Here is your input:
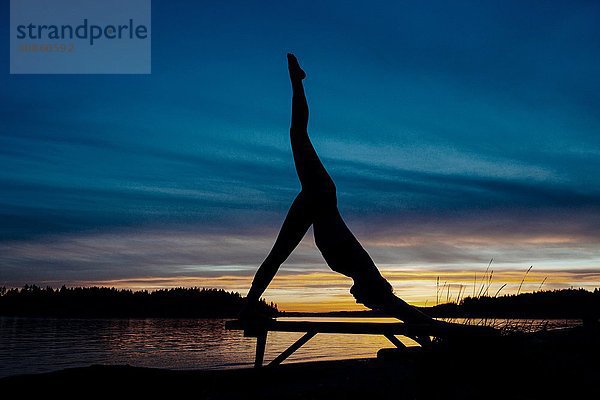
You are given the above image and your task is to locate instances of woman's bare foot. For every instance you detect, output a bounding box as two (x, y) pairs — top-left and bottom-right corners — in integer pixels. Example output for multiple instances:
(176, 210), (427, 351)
(287, 53), (306, 81)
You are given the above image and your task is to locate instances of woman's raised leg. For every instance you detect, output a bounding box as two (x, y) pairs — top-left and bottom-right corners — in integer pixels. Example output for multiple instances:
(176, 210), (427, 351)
(287, 53), (336, 196)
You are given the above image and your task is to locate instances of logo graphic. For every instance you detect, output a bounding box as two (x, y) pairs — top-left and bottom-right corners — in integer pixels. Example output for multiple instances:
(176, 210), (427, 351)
(10, 0), (151, 74)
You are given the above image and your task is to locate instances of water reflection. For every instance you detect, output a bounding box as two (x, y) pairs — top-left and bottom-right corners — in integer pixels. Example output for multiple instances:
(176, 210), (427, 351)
(0, 317), (581, 378)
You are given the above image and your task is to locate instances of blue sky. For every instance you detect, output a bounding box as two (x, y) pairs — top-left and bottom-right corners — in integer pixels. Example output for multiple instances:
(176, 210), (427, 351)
(1, 1), (599, 309)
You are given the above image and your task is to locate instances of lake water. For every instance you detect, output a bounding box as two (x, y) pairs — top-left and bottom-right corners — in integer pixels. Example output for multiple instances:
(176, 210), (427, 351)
(0, 317), (581, 378)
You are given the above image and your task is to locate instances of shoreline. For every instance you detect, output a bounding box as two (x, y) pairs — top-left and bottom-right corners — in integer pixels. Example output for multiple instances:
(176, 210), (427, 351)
(2, 325), (598, 398)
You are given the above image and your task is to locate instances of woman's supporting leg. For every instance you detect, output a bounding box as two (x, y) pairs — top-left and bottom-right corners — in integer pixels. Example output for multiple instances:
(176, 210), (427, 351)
(246, 192), (313, 302)
(287, 53), (336, 196)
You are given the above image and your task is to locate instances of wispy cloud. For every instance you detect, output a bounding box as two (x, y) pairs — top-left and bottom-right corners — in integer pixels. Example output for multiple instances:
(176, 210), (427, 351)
(1, 0), (599, 310)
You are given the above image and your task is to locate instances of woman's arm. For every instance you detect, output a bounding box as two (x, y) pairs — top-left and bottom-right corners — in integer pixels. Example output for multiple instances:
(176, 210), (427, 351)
(246, 192), (312, 305)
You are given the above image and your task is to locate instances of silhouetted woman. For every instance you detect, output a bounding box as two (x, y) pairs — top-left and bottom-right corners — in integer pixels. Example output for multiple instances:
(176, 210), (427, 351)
(245, 54), (489, 338)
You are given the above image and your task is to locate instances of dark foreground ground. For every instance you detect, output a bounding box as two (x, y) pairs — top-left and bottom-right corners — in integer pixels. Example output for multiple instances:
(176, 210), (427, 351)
(2, 324), (598, 399)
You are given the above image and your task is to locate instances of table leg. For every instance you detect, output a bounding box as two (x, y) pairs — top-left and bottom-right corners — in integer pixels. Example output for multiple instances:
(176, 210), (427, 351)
(255, 333), (267, 368)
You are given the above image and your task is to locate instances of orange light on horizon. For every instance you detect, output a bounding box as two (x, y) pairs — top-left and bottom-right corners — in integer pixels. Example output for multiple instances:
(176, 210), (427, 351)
(64, 267), (600, 312)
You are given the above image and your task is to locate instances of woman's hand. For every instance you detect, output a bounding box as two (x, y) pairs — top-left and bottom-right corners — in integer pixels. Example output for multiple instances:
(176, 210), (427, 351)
(239, 297), (273, 321)
(238, 298), (274, 336)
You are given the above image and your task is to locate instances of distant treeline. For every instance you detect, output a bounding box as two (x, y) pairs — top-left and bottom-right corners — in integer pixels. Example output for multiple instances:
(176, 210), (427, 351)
(2, 286), (598, 320)
(0, 285), (278, 318)
(426, 288), (600, 320)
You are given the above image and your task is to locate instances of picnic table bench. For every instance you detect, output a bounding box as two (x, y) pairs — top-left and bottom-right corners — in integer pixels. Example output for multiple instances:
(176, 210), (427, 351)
(225, 319), (440, 367)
